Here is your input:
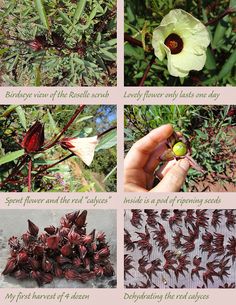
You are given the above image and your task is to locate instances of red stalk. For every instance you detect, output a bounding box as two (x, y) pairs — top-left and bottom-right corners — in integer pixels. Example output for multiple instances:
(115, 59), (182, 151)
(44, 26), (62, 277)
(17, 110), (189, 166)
(28, 158), (32, 192)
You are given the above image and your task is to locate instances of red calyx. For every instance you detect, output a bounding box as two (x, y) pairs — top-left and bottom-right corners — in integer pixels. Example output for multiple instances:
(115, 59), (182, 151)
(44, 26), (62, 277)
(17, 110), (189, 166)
(21, 121), (44, 153)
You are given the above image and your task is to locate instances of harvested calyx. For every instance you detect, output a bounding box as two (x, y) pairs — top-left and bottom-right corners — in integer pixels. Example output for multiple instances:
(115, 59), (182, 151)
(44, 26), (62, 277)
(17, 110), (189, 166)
(2, 210), (114, 286)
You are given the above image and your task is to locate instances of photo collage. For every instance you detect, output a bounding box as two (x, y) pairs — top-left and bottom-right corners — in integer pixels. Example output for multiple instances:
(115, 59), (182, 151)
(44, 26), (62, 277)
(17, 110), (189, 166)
(0, 0), (235, 304)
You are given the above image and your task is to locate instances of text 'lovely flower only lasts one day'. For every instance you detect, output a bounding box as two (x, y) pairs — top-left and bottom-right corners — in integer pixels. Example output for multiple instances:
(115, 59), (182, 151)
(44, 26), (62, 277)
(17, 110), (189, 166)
(152, 9), (211, 77)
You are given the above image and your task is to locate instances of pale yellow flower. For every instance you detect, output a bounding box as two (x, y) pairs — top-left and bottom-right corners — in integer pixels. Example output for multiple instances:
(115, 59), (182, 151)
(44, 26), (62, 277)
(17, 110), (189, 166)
(152, 9), (210, 77)
(60, 136), (98, 166)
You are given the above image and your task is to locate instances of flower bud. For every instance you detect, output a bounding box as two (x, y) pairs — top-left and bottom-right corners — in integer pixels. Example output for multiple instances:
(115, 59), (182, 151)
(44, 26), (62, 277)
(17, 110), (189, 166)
(41, 272), (53, 284)
(44, 225), (56, 235)
(22, 232), (34, 245)
(21, 121), (44, 153)
(33, 245), (45, 256)
(68, 229), (81, 245)
(2, 258), (17, 275)
(14, 270), (28, 280)
(75, 210), (87, 229)
(54, 265), (63, 278)
(8, 236), (20, 250)
(79, 245), (87, 259)
(28, 257), (40, 270)
(42, 256), (53, 272)
(61, 243), (72, 257)
(96, 232), (106, 242)
(46, 235), (60, 250)
(17, 251), (28, 263)
(28, 219), (39, 236)
(66, 211), (79, 223)
(72, 258), (81, 267)
(56, 256), (72, 265)
(29, 35), (47, 52)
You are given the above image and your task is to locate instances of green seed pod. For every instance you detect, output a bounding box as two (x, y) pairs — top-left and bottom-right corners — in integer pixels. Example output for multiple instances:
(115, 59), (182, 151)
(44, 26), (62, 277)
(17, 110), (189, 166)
(172, 141), (187, 156)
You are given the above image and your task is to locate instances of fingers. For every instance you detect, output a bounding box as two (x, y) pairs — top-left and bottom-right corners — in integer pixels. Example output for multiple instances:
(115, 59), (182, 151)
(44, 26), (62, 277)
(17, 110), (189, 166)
(154, 159), (177, 179)
(150, 159), (190, 192)
(143, 141), (167, 175)
(124, 124), (173, 170)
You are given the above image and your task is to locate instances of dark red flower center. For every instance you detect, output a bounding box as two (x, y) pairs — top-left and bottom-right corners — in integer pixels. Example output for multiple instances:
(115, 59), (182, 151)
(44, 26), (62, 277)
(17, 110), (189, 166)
(164, 33), (183, 54)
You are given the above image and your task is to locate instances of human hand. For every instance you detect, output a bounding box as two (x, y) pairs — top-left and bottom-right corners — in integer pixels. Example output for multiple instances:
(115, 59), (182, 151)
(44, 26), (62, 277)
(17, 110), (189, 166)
(124, 124), (190, 192)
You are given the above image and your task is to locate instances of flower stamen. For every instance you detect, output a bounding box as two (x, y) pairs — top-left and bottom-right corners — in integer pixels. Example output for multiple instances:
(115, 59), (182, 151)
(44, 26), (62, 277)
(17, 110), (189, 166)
(164, 33), (183, 54)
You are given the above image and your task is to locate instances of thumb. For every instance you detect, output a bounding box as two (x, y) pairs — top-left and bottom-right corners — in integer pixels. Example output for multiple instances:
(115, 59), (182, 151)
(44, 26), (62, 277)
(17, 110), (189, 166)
(150, 159), (190, 192)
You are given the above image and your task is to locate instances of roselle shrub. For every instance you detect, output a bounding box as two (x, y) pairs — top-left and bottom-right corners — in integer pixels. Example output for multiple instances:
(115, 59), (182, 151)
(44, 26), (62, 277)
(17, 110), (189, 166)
(2, 210), (115, 287)
(0, 0), (117, 86)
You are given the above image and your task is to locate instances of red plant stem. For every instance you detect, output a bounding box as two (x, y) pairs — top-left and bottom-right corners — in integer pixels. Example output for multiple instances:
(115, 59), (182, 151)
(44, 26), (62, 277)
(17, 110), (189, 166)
(42, 105), (85, 150)
(28, 158), (32, 192)
(0, 154), (28, 188)
(33, 153), (74, 178)
(197, 0), (202, 19)
(97, 126), (117, 139)
(139, 55), (156, 86)
(124, 33), (143, 48)
(205, 7), (236, 26)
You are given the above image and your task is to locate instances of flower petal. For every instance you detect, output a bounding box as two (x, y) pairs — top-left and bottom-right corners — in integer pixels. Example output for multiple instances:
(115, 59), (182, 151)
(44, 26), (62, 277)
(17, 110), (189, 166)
(68, 136), (98, 166)
(152, 9), (211, 77)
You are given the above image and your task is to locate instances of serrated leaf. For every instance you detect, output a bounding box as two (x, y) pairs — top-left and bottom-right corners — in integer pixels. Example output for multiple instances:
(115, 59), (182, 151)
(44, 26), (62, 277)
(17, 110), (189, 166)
(0, 150), (25, 166)
(34, 0), (49, 30)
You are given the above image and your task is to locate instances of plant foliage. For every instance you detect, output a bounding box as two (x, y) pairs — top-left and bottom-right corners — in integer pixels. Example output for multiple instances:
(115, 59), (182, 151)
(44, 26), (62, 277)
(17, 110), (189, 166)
(0, 0), (117, 86)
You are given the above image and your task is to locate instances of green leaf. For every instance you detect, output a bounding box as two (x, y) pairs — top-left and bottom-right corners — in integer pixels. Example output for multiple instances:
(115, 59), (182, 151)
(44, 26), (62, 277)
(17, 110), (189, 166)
(34, 65), (41, 86)
(58, 10), (72, 25)
(96, 129), (117, 151)
(1, 105), (18, 117)
(73, 0), (87, 26)
(99, 48), (116, 61)
(0, 48), (9, 56)
(218, 49), (236, 80)
(76, 115), (93, 123)
(34, 0), (49, 30)
(205, 48), (216, 71)
(103, 166), (117, 182)
(16, 106), (27, 130)
(0, 150), (25, 166)
(212, 18), (228, 48)
(47, 110), (59, 134)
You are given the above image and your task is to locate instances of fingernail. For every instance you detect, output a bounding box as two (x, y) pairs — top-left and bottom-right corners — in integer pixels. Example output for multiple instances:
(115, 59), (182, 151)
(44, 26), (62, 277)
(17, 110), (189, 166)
(178, 159), (190, 171)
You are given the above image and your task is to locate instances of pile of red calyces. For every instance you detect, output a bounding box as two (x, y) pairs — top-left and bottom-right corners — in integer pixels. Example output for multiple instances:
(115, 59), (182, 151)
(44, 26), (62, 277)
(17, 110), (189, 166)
(2, 210), (114, 286)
